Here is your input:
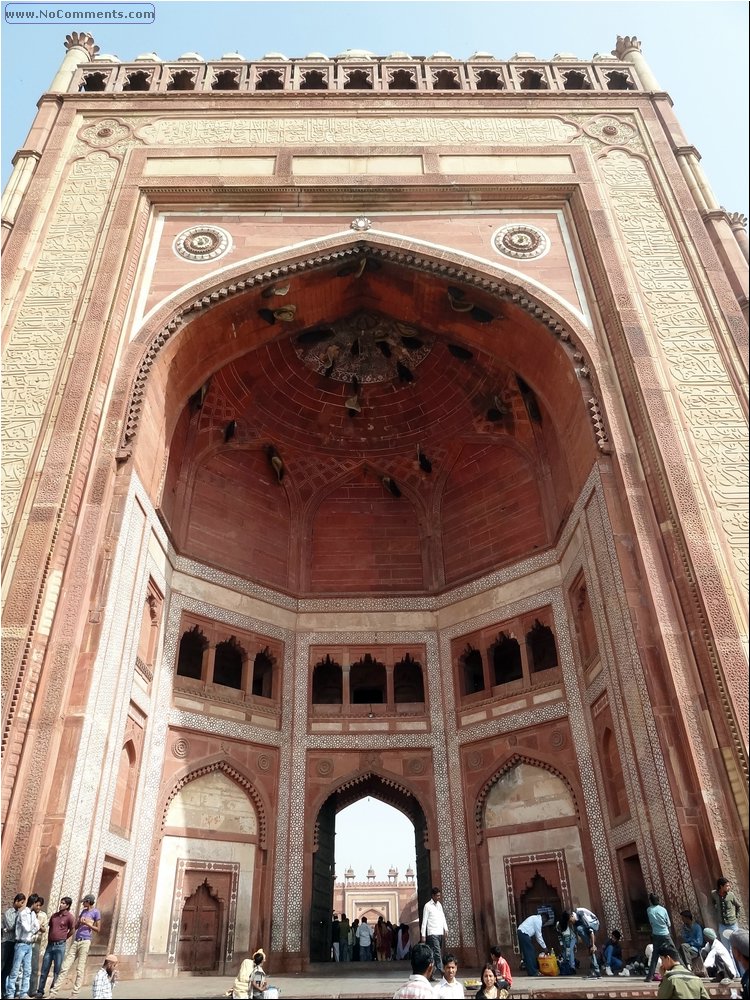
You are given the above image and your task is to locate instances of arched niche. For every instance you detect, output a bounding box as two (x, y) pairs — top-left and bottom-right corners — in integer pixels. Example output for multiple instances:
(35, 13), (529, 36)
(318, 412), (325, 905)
(476, 759), (592, 952)
(150, 765), (264, 961)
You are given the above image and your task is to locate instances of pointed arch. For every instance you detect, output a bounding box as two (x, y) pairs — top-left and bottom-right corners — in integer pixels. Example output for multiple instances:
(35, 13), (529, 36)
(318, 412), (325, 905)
(474, 752), (582, 845)
(114, 233), (604, 479)
(311, 767), (428, 834)
(160, 758), (269, 848)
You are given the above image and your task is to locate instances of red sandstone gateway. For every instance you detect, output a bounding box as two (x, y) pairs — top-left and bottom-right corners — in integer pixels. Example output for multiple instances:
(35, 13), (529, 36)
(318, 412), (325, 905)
(1, 31), (747, 984)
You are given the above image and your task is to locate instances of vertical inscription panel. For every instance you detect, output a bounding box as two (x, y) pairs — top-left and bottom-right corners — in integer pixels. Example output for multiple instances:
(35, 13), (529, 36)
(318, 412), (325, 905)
(1, 151), (118, 540)
(599, 150), (749, 608)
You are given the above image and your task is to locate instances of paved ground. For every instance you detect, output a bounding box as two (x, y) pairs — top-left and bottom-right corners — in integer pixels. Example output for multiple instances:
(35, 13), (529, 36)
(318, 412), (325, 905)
(55, 961), (740, 1000)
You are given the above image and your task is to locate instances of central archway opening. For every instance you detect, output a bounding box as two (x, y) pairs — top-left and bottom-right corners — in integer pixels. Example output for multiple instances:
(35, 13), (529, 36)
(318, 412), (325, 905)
(310, 774), (430, 963)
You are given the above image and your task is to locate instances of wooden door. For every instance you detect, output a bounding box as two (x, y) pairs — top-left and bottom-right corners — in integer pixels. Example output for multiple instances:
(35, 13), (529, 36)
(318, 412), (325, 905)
(177, 878), (222, 972)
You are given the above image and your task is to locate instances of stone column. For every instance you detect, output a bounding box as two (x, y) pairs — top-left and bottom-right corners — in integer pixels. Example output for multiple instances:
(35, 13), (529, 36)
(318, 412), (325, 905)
(49, 31), (99, 93)
(729, 212), (749, 262)
(612, 35), (660, 91)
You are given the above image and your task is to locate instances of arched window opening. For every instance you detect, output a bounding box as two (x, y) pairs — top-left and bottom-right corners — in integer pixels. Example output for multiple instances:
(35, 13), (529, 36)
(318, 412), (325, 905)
(526, 620), (558, 673)
(490, 632), (523, 685)
(81, 72), (107, 92)
(433, 69), (460, 90)
(256, 69), (284, 90)
(300, 70), (328, 90)
(475, 69), (504, 90)
(122, 70), (150, 91)
(343, 69), (373, 90)
(111, 740), (137, 833)
(394, 654), (425, 703)
(460, 645), (485, 695)
(312, 655), (343, 704)
(252, 647), (274, 698)
(518, 69), (548, 90)
(389, 69), (417, 90)
(212, 69), (240, 90)
(167, 69), (196, 91)
(177, 625), (208, 680)
(350, 653), (386, 704)
(213, 636), (244, 689)
(606, 70), (635, 91)
(562, 70), (591, 91)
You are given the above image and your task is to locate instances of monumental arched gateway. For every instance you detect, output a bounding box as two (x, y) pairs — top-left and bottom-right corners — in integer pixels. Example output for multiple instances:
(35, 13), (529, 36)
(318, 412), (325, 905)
(2, 35), (747, 979)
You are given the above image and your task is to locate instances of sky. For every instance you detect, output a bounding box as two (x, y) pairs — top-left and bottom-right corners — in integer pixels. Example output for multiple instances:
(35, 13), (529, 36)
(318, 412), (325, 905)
(334, 798), (417, 883)
(1, 0), (748, 214)
(1, 0), (747, 882)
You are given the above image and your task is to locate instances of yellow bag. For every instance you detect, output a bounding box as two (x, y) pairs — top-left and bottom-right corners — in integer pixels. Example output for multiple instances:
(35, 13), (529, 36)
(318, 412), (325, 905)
(538, 953), (559, 976)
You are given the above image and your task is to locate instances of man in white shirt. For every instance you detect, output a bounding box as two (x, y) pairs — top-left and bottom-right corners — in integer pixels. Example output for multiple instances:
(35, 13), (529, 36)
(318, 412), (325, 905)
(516, 913), (547, 977)
(435, 954), (465, 997)
(393, 942), (438, 999)
(421, 888), (449, 982)
(570, 906), (602, 979)
(4, 893), (41, 999)
(701, 928), (735, 983)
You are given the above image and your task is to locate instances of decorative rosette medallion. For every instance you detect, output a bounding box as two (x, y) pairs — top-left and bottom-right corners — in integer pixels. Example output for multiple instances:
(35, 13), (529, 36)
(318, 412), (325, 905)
(583, 114), (638, 146)
(173, 225), (233, 262)
(492, 223), (550, 260)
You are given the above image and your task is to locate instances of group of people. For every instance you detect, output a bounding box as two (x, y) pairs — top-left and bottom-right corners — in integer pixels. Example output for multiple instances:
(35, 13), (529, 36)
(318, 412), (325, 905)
(512, 876), (749, 999)
(393, 944), (512, 999)
(392, 887), (512, 999)
(397, 878), (749, 1000)
(1, 891), (118, 1000)
(331, 913), (411, 962)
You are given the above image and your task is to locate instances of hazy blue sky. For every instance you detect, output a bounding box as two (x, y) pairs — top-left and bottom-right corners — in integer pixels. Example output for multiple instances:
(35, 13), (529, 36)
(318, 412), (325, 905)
(2, 0), (748, 213)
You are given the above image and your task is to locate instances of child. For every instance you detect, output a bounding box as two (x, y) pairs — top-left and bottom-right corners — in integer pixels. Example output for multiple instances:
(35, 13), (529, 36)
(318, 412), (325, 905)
(488, 945), (512, 988)
(250, 949), (268, 999)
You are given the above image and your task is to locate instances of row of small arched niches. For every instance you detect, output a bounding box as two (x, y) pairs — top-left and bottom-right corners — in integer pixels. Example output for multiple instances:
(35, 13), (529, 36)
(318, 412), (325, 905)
(79, 65), (637, 94)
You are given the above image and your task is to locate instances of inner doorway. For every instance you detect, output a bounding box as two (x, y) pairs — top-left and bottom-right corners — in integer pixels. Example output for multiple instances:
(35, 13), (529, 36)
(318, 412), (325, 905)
(309, 773), (430, 963)
(177, 877), (225, 973)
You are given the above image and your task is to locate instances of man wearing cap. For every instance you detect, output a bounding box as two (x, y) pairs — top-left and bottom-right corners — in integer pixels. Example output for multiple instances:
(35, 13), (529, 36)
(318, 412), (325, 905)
(49, 895), (100, 999)
(728, 929), (749, 1000)
(700, 927), (735, 983)
(90, 956), (118, 1000)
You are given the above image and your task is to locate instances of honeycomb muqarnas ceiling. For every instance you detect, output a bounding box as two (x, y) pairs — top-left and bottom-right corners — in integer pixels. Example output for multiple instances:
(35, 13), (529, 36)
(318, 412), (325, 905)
(160, 254), (584, 595)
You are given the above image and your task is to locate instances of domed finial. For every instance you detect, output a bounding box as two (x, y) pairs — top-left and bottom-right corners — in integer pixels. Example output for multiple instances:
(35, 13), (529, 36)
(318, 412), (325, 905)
(64, 32), (99, 58)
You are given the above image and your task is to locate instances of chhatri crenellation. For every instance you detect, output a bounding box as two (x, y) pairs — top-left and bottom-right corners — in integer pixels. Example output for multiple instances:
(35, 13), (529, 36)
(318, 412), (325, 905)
(1, 32), (747, 977)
